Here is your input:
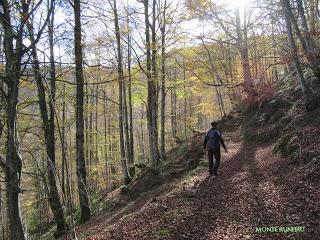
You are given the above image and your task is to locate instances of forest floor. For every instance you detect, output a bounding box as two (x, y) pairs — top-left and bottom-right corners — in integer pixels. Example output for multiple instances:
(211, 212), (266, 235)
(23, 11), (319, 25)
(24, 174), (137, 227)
(72, 130), (320, 240)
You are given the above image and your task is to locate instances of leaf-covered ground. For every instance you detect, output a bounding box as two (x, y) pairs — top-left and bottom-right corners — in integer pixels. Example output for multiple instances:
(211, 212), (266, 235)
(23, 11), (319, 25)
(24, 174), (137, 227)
(74, 132), (320, 240)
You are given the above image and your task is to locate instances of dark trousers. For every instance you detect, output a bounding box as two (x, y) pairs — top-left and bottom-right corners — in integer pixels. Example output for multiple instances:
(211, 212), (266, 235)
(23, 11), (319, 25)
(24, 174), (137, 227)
(208, 148), (221, 175)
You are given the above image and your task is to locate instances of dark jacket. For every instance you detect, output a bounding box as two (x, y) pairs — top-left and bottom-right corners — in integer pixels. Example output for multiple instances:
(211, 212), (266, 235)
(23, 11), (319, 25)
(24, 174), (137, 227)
(203, 128), (227, 151)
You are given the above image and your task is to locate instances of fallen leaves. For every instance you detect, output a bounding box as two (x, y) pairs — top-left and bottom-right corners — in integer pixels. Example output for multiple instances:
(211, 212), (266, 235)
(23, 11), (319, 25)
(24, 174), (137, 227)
(71, 132), (320, 240)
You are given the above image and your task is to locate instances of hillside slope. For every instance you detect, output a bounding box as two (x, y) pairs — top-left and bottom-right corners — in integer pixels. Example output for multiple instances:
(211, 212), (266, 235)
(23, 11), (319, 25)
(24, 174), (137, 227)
(70, 129), (319, 240)
(61, 71), (320, 240)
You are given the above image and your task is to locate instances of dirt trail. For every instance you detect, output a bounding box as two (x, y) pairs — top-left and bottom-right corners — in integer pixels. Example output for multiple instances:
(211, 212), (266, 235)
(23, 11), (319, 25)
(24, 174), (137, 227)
(78, 132), (320, 240)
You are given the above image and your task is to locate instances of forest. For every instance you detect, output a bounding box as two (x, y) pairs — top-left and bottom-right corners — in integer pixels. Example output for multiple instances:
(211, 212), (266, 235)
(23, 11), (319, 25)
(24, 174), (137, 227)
(0, 0), (319, 239)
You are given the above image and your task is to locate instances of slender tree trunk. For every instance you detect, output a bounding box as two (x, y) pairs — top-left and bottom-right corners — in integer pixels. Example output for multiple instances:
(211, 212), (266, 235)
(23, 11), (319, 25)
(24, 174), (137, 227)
(235, 7), (255, 100)
(85, 84), (89, 178)
(281, 0), (308, 94)
(89, 88), (94, 182)
(183, 55), (187, 139)
(5, 63), (26, 240)
(296, 0), (320, 78)
(103, 90), (109, 180)
(65, 146), (77, 239)
(142, 0), (161, 167)
(0, 182), (4, 240)
(73, 0), (91, 223)
(113, 0), (131, 184)
(108, 100), (112, 178)
(171, 87), (177, 139)
(215, 87), (223, 118)
(95, 85), (99, 164)
(160, 0), (167, 160)
(139, 105), (146, 163)
(61, 82), (67, 196)
(152, 0), (160, 165)
(123, 81), (131, 165)
(27, 20), (68, 237)
(48, 7), (70, 236)
(127, 26), (134, 165)
(309, 0), (316, 32)
(1, 2), (26, 238)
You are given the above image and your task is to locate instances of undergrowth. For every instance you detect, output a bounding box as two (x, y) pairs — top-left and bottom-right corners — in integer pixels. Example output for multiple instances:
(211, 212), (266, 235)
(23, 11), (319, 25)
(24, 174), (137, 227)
(241, 69), (320, 164)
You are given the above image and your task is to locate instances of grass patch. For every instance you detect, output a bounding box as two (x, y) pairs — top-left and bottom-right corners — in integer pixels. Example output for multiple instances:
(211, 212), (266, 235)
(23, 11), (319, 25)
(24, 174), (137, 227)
(155, 228), (171, 237)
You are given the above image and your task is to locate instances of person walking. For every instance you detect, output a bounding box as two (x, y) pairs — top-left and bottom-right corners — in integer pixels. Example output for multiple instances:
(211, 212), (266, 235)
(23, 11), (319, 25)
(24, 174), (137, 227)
(203, 122), (227, 177)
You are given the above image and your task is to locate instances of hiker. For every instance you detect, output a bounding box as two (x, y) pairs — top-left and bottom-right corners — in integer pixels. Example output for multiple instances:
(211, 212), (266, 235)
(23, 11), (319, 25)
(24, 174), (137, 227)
(203, 122), (227, 177)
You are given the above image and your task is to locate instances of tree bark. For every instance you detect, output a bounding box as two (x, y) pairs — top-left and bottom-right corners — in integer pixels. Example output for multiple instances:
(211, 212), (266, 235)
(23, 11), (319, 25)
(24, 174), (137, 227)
(61, 81), (67, 196)
(281, 0), (308, 94)
(235, 7), (255, 100)
(127, 22), (134, 165)
(142, 0), (161, 167)
(171, 88), (178, 139)
(27, 19), (68, 238)
(103, 90), (109, 180)
(5, 41), (26, 240)
(295, 0), (320, 78)
(123, 81), (131, 166)
(1, 1), (26, 239)
(160, 0), (167, 160)
(113, 0), (131, 184)
(73, 0), (91, 223)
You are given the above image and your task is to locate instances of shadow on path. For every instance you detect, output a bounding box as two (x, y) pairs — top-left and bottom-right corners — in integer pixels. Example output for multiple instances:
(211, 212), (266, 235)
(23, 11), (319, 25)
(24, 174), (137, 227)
(82, 133), (320, 240)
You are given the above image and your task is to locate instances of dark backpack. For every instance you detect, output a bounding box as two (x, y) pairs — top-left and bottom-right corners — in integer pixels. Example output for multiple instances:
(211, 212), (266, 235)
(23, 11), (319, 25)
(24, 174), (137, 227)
(206, 129), (220, 150)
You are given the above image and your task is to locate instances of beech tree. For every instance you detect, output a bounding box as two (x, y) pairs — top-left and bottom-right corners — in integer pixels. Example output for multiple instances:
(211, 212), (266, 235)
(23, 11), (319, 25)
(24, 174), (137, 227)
(73, 0), (91, 223)
(281, 0), (308, 94)
(27, 11), (68, 237)
(112, 0), (131, 183)
(140, 0), (161, 167)
(0, 1), (54, 239)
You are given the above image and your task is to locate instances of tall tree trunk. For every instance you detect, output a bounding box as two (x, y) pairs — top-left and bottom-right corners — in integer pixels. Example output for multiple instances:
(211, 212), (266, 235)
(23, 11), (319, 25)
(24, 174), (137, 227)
(183, 54), (187, 139)
(215, 87), (223, 118)
(61, 82), (67, 196)
(88, 87), (94, 183)
(296, 0), (320, 78)
(95, 85), (99, 164)
(281, 0), (308, 94)
(140, 104), (146, 163)
(160, 0), (167, 160)
(103, 90), (109, 181)
(127, 24), (134, 165)
(5, 52), (25, 240)
(309, 0), (316, 32)
(142, 0), (161, 167)
(235, 7), (255, 100)
(171, 85), (177, 139)
(27, 17), (68, 238)
(113, 0), (131, 184)
(73, 0), (91, 223)
(85, 84), (89, 179)
(0, 181), (4, 240)
(123, 81), (131, 166)
(1, 2), (26, 239)
(151, 0), (160, 165)
(48, 7), (70, 236)
(108, 99), (112, 178)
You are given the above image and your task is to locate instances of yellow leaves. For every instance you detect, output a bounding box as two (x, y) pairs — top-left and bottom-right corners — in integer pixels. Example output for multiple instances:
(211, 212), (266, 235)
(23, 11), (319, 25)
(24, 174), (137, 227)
(197, 101), (217, 115)
(20, 79), (37, 90)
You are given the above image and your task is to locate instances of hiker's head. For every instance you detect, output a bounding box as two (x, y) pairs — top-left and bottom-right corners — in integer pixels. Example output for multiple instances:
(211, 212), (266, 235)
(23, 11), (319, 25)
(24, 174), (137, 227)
(211, 121), (218, 128)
